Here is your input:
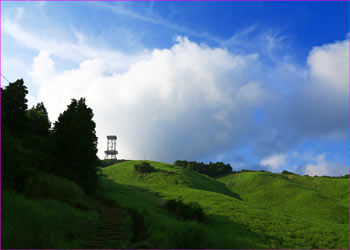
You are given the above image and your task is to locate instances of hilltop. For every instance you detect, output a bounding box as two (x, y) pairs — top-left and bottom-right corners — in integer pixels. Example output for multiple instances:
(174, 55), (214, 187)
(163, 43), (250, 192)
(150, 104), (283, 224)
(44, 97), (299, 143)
(2, 160), (348, 249)
(99, 160), (349, 249)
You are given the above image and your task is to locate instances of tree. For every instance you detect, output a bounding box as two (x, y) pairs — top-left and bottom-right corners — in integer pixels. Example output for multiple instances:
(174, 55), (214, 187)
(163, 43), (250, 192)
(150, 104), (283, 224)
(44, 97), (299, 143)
(27, 102), (51, 136)
(173, 160), (233, 178)
(1, 79), (28, 135)
(24, 102), (54, 173)
(53, 98), (99, 194)
(1, 79), (34, 190)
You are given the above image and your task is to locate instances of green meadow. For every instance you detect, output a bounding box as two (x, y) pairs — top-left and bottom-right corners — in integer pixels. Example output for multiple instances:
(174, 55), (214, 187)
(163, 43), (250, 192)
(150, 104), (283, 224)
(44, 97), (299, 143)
(1, 174), (100, 249)
(101, 160), (349, 249)
(2, 160), (349, 249)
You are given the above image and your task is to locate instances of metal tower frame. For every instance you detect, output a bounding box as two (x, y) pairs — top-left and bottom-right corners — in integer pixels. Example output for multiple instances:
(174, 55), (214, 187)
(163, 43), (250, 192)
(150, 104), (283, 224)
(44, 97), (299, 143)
(104, 135), (118, 159)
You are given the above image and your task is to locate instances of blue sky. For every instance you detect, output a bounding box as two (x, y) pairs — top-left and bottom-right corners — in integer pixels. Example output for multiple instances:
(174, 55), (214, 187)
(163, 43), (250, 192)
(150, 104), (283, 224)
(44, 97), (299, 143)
(1, 1), (349, 176)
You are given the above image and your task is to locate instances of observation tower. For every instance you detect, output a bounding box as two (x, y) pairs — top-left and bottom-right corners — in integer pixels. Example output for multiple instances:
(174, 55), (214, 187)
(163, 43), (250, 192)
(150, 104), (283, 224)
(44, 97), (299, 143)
(104, 135), (118, 159)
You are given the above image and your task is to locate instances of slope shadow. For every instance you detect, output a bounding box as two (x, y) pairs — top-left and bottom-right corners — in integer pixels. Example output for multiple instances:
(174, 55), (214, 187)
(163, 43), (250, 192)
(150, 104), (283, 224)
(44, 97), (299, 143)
(131, 168), (243, 200)
(99, 177), (280, 249)
(181, 170), (243, 200)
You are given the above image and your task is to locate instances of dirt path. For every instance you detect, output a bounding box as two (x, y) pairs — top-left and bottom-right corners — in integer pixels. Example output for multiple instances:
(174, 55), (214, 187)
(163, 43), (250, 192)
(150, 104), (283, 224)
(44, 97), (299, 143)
(84, 200), (131, 249)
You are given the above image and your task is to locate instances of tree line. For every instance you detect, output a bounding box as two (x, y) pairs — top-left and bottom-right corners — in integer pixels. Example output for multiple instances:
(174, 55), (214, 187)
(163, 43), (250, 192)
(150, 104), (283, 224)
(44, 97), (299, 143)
(1, 79), (99, 194)
(174, 160), (232, 178)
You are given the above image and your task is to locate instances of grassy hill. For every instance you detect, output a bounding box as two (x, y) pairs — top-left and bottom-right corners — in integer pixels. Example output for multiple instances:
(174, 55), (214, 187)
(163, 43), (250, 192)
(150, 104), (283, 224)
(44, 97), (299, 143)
(2, 173), (100, 249)
(101, 160), (349, 249)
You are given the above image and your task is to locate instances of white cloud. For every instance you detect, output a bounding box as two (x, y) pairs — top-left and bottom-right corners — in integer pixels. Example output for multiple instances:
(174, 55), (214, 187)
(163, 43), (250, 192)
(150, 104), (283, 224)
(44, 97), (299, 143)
(2, 16), (146, 73)
(30, 37), (264, 161)
(29, 51), (55, 85)
(27, 94), (37, 109)
(301, 154), (347, 177)
(3, 8), (348, 173)
(25, 35), (350, 170)
(308, 39), (349, 91)
(261, 153), (287, 171)
(287, 39), (349, 139)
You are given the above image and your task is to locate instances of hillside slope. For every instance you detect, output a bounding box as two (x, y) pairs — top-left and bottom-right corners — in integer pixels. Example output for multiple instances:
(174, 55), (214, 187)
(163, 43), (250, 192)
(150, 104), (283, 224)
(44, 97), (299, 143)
(1, 174), (100, 249)
(101, 161), (349, 249)
(217, 172), (349, 222)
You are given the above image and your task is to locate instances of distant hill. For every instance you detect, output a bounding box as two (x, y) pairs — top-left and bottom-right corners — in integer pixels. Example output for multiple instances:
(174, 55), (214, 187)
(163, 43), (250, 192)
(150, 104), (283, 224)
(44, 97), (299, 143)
(101, 160), (349, 249)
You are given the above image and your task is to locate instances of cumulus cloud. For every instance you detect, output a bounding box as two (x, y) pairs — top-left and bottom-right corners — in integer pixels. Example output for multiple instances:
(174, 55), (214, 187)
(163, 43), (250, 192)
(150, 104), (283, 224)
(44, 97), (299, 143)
(11, 12), (348, 175)
(261, 153), (287, 172)
(288, 39), (349, 139)
(30, 37), (266, 161)
(299, 154), (348, 177)
(308, 39), (349, 90)
(252, 38), (349, 159)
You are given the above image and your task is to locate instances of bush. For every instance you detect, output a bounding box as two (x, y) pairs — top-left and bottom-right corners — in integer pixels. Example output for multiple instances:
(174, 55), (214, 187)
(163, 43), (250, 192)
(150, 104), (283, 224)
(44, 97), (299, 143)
(241, 169), (255, 172)
(25, 173), (93, 210)
(173, 160), (232, 178)
(134, 162), (155, 174)
(164, 199), (206, 223)
(281, 170), (296, 175)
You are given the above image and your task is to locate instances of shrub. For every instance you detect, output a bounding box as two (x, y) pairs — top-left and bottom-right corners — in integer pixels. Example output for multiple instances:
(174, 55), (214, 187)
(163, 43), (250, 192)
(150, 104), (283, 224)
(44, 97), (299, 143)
(25, 173), (93, 210)
(241, 169), (255, 172)
(134, 162), (155, 174)
(164, 199), (206, 223)
(281, 170), (296, 175)
(173, 160), (232, 178)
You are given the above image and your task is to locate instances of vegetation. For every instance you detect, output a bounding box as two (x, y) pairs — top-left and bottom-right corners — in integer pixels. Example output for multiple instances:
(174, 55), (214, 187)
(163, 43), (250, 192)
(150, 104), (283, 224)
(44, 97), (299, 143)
(25, 173), (94, 210)
(164, 199), (206, 223)
(101, 160), (349, 249)
(53, 98), (99, 194)
(134, 161), (155, 173)
(2, 78), (348, 249)
(1, 79), (99, 194)
(2, 79), (35, 191)
(100, 159), (130, 168)
(1, 191), (99, 249)
(1, 79), (101, 248)
(281, 170), (296, 175)
(174, 160), (232, 177)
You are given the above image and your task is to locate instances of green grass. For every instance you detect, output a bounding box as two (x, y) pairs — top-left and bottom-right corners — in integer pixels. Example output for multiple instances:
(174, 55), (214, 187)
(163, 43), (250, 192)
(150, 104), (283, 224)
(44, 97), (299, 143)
(101, 160), (349, 249)
(1, 173), (101, 249)
(25, 172), (94, 210)
(3, 161), (347, 249)
(1, 191), (100, 249)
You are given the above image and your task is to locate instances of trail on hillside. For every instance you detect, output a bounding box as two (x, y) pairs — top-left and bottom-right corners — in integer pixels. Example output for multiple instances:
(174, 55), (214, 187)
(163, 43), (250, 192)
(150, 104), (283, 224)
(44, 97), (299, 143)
(84, 199), (131, 249)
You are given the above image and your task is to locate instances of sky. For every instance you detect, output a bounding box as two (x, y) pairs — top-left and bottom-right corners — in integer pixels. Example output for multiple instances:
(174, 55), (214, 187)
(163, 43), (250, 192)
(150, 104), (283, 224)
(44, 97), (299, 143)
(1, 1), (349, 176)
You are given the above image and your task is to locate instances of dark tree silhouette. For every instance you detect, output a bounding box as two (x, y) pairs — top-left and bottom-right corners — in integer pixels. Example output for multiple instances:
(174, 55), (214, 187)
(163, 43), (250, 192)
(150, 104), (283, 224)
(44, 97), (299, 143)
(25, 102), (54, 173)
(1, 79), (28, 136)
(27, 102), (51, 136)
(1, 79), (32, 190)
(174, 160), (232, 178)
(1, 79), (99, 194)
(53, 98), (99, 194)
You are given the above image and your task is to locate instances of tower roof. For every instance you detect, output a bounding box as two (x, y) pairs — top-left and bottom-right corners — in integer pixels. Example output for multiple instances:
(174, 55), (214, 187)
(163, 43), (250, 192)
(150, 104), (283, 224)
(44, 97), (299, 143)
(107, 135), (117, 139)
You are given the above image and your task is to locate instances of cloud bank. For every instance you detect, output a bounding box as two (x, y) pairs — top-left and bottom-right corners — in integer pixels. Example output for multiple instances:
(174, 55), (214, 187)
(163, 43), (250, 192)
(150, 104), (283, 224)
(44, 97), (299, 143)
(299, 154), (348, 177)
(3, 9), (348, 175)
(28, 36), (348, 174)
(30, 37), (267, 162)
